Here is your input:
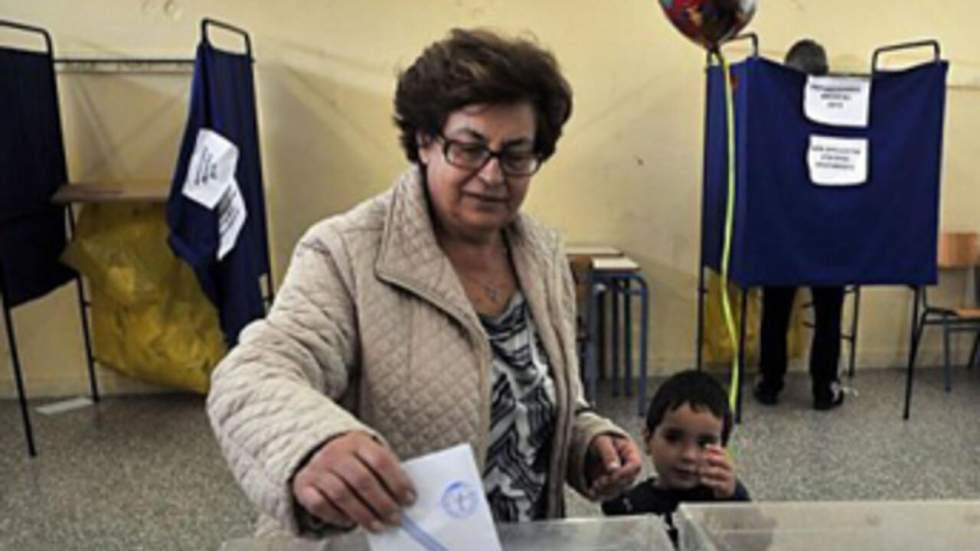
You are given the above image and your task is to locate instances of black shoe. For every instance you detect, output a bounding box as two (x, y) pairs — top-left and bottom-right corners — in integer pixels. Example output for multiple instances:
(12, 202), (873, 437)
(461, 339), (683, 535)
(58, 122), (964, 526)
(753, 382), (779, 406)
(813, 382), (845, 411)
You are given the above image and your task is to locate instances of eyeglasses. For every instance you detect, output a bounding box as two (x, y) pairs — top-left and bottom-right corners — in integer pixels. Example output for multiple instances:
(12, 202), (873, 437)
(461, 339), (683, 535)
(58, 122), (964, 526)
(438, 135), (542, 177)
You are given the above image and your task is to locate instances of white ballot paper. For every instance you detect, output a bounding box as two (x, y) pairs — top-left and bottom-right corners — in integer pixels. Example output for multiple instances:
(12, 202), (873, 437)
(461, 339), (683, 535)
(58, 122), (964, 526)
(804, 75), (871, 128)
(181, 127), (249, 260)
(367, 444), (503, 551)
(216, 180), (247, 260)
(182, 128), (239, 209)
(807, 135), (868, 186)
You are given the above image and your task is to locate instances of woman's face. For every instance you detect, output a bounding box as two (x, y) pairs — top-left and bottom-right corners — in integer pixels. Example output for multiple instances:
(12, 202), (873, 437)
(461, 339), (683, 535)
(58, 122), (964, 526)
(418, 102), (537, 242)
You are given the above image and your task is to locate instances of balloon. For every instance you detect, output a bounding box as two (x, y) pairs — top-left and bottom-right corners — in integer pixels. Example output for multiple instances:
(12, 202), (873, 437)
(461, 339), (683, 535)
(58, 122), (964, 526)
(658, 0), (756, 51)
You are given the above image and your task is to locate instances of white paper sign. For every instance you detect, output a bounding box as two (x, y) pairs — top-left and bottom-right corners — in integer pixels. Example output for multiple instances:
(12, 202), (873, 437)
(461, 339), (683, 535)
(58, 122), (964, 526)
(216, 180), (247, 260)
(182, 128), (239, 209)
(367, 444), (502, 551)
(804, 75), (871, 128)
(807, 135), (868, 186)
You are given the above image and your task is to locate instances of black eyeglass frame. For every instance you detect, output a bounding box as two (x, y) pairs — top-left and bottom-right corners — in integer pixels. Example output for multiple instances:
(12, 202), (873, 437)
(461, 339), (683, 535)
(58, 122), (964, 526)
(437, 134), (544, 177)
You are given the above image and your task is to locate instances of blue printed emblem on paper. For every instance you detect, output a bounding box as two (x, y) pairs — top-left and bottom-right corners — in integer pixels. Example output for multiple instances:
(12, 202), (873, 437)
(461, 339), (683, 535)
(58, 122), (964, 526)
(440, 481), (479, 519)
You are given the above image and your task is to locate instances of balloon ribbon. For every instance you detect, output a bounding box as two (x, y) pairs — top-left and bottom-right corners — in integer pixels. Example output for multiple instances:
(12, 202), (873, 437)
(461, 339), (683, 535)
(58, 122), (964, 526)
(714, 49), (740, 422)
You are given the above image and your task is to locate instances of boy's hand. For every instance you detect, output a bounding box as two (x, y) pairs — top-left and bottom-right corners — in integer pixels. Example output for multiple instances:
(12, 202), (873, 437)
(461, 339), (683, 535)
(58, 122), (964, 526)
(698, 444), (736, 499)
(585, 434), (643, 501)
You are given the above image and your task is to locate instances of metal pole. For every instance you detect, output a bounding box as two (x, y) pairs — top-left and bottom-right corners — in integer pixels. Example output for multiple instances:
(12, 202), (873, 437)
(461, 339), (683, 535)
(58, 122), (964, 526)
(735, 287), (748, 423)
(66, 205), (99, 401)
(903, 287), (922, 420)
(1, 269), (37, 456)
(848, 286), (861, 378)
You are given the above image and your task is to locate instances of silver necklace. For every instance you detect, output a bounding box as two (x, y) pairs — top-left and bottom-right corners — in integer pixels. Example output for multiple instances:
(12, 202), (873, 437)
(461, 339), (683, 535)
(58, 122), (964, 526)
(478, 280), (501, 303)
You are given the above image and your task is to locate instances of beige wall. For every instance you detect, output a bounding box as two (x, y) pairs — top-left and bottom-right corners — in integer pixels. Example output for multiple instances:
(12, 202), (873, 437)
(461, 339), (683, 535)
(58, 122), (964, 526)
(1, 0), (979, 397)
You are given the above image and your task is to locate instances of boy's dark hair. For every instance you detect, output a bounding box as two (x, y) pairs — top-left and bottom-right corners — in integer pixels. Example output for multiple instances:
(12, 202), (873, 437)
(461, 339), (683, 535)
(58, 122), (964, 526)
(646, 370), (733, 445)
(394, 28), (572, 164)
(785, 38), (829, 76)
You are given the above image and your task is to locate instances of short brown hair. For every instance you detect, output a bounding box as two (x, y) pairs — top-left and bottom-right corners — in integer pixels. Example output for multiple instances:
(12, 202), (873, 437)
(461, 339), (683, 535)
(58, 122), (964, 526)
(646, 370), (733, 446)
(394, 28), (572, 164)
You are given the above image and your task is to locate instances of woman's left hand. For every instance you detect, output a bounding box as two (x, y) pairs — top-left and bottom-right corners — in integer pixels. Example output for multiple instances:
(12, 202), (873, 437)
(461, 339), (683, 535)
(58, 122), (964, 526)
(585, 434), (643, 501)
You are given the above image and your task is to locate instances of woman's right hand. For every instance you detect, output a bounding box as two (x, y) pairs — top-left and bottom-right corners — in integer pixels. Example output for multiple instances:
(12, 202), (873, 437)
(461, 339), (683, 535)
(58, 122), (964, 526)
(291, 431), (416, 533)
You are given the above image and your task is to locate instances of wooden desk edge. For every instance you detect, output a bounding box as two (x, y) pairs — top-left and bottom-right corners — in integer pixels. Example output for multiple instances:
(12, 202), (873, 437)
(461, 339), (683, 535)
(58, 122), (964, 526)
(592, 257), (641, 272)
(52, 183), (170, 204)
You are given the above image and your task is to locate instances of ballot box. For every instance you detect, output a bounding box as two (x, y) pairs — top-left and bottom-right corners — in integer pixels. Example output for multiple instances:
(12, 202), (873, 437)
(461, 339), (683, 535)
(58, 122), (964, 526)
(676, 500), (980, 551)
(220, 515), (674, 551)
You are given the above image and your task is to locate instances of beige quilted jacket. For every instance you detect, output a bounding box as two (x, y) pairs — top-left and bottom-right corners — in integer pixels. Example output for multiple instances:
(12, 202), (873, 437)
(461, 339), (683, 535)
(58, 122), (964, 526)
(206, 167), (625, 538)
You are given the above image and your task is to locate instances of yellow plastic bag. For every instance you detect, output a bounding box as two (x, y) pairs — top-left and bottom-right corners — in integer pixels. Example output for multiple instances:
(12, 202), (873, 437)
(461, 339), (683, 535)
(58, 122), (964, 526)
(61, 203), (225, 393)
(701, 270), (805, 371)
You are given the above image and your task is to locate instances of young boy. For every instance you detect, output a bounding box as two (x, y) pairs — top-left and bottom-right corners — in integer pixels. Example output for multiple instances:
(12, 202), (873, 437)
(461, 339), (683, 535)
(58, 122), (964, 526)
(603, 370), (750, 540)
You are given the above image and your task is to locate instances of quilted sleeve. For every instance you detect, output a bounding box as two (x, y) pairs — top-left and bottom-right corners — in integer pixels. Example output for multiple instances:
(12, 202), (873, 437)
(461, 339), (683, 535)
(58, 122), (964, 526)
(553, 239), (630, 495)
(206, 224), (379, 536)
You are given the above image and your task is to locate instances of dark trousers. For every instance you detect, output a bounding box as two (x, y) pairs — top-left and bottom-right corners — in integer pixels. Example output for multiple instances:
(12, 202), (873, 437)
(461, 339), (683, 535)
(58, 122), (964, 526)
(759, 286), (844, 396)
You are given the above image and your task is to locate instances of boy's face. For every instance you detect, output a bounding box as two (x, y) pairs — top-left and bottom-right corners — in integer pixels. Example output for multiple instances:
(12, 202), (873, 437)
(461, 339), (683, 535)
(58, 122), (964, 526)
(645, 402), (724, 490)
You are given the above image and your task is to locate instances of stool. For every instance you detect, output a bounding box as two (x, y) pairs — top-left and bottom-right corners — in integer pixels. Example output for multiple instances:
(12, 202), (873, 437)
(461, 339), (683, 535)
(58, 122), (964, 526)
(567, 244), (623, 382)
(585, 256), (651, 415)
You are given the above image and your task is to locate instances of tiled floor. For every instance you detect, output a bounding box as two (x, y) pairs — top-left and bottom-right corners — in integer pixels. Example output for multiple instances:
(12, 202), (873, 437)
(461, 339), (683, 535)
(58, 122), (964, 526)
(2, 367), (979, 550)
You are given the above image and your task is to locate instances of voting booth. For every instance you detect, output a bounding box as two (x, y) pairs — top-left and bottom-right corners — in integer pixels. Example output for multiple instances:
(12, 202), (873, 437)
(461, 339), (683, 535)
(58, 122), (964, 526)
(700, 44), (947, 287)
(694, 39), (948, 418)
(167, 19), (274, 347)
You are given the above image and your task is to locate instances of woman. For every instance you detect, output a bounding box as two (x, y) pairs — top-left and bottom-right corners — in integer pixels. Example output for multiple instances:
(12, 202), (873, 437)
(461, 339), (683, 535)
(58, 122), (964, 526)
(207, 28), (641, 539)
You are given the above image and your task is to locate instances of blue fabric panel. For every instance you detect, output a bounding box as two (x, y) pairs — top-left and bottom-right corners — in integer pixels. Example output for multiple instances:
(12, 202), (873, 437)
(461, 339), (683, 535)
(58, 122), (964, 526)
(0, 46), (74, 306)
(167, 42), (266, 345)
(0, 209), (75, 307)
(702, 57), (947, 287)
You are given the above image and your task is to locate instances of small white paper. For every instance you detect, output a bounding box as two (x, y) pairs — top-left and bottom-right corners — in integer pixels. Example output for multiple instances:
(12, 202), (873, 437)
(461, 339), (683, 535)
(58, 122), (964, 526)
(804, 75), (872, 128)
(367, 444), (502, 551)
(807, 135), (868, 186)
(216, 180), (248, 260)
(182, 128), (239, 209)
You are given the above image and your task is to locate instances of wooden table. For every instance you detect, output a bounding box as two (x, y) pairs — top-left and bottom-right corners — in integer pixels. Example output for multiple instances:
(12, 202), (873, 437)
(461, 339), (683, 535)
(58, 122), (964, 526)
(52, 182), (170, 204)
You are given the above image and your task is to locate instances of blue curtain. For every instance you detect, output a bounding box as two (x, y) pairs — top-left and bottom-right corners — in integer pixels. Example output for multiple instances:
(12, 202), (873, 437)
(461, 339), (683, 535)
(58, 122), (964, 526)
(702, 57), (947, 287)
(0, 46), (75, 306)
(167, 42), (269, 345)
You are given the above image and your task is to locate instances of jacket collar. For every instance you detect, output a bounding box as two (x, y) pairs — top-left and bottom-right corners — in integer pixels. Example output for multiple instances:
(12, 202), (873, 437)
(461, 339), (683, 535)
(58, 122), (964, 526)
(374, 167), (548, 329)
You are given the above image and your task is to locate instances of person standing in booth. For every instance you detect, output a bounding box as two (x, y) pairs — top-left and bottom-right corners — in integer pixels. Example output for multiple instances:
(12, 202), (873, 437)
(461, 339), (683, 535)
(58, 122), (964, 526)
(753, 39), (846, 411)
